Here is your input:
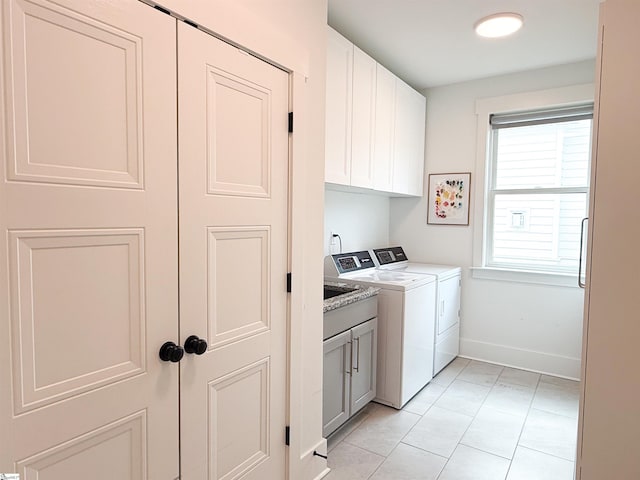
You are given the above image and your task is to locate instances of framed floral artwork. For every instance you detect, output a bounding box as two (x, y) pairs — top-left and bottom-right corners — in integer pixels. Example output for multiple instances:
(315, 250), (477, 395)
(427, 172), (471, 225)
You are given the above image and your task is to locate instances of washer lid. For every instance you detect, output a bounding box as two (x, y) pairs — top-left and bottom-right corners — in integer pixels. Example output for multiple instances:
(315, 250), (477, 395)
(342, 269), (435, 288)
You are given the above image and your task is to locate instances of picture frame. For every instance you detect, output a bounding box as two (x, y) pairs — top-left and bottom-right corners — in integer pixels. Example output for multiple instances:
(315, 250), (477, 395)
(427, 172), (471, 225)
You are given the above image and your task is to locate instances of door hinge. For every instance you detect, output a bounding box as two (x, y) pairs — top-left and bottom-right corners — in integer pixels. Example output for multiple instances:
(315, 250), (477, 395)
(288, 112), (293, 133)
(285, 426), (290, 446)
(286, 272), (292, 293)
(183, 18), (198, 29)
(153, 4), (171, 15)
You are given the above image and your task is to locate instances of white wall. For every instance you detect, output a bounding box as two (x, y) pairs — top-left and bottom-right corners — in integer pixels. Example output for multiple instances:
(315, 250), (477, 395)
(390, 60), (596, 379)
(324, 188), (390, 255)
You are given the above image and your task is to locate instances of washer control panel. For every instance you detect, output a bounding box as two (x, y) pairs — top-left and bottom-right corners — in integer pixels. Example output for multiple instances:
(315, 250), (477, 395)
(326, 250), (376, 275)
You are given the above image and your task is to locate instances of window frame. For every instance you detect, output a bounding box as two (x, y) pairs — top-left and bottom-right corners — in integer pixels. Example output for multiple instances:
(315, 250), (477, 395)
(472, 85), (595, 287)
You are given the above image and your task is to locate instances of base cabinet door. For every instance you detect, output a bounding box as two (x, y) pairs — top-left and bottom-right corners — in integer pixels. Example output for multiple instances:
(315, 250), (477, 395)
(323, 318), (378, 437)
(322, 331), (352, 437)
(350, 318), (377, 414)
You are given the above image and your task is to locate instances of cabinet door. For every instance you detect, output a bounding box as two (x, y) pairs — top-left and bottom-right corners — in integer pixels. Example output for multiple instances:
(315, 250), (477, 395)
(350, 318), (378, 415)
(393, 79), (426, 196)
(0, 0), (178, 477)
(437, 276), (461, 336)
(325, 27), (353, 185)
(373, 64), (396, 192)
(350, 46), (376, 188)
(323, 331), (352, 437)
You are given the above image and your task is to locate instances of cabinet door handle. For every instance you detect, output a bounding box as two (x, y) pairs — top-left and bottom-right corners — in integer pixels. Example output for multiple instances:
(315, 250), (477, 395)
(346, 340), (352, 375)
(353, 337), (360, 373)
(441, 300), (445, 316)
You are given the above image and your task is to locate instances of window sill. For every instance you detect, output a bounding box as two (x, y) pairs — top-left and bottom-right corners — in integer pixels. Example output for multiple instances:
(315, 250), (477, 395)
(470, 267), (581, 288)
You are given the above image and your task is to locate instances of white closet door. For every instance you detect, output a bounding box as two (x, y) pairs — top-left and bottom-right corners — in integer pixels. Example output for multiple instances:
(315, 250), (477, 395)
(177, 22), (289, 480)
(0, 0), (178, 478)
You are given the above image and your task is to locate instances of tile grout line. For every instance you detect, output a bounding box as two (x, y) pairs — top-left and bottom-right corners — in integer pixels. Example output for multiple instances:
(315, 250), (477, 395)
(503, 372), (541, 479)
(434, 364), (505, 479)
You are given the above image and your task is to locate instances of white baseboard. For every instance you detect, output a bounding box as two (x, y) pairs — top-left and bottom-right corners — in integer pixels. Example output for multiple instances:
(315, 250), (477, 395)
(460, 337), (581, 380)
(314, 467), (331, 480)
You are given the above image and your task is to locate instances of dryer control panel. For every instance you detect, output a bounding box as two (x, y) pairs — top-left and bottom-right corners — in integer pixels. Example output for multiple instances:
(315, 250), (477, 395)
(373, 246), (407, 266)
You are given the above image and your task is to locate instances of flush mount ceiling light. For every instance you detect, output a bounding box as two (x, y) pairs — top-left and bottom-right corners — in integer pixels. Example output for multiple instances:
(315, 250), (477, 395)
(475, 12), (524, 38)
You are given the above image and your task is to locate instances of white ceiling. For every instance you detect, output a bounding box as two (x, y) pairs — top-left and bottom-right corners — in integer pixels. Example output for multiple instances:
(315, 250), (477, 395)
(328, 0), (601, 89)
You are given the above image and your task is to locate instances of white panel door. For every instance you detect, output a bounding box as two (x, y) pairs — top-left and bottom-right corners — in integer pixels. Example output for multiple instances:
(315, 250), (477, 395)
(0, 0), (178, 478)
(177, 22), (289, 480)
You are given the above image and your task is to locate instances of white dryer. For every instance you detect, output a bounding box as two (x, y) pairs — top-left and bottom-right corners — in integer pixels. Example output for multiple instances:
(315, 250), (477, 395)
(325, 250), (436, 409)
(372, 246), (461, 376)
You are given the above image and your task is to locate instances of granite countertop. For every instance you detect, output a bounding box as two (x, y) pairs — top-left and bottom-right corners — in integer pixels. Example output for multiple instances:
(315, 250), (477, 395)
(323, 282), (380, 313)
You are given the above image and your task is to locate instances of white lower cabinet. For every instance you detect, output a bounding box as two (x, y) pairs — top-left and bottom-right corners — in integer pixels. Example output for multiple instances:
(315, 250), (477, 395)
(322, 318), (377, 437)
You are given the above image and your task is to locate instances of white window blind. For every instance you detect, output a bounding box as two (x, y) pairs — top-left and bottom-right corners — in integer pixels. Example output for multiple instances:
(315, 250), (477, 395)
(486, 104), (593, 274)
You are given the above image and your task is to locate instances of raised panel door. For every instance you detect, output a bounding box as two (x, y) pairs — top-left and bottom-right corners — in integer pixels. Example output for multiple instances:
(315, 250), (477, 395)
(177, 22), (288, 480)
(0, 0), (178, 477)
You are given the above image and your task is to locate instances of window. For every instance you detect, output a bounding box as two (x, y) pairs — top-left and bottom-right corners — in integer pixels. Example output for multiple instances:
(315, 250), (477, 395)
(485, 105), (593, 274)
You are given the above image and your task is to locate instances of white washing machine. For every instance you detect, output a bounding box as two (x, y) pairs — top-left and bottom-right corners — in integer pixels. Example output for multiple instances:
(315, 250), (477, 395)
(325, 250), (437, 409)
(372, 246), (462, 376)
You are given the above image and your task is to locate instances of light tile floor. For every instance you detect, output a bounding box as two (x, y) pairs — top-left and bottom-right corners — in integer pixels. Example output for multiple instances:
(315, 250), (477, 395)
(325, 357), (580, 480)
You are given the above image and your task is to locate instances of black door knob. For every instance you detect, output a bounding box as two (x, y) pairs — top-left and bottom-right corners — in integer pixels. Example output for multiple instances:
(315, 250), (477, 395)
(184, 335), (208, 355)
(159, 341), (184, 362)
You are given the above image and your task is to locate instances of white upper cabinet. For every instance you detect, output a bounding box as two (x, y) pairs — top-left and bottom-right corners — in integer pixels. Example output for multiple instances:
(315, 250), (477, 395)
(350, 46), (376, 188)
(373, 63), (396, 192)
(325, 27), (353, 185)
(325, 26), (426, 196)
(393, 78), (427, 196)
